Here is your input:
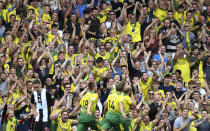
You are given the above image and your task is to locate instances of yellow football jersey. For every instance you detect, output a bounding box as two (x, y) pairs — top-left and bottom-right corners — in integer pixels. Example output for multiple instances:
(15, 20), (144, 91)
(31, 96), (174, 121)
(107, 93), (123, 113)
(121, 93), (132, 114)
(125, 22), (141, 42)
(139, 76), (153, 100)
(57, 118), (73, 131)
(80, 92), (98, 113)
(5, 117), (19, 131)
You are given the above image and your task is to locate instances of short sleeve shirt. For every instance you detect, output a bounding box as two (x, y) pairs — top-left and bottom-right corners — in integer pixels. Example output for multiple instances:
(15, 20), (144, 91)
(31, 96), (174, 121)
(57, 118), (73, 131)
(174, 116), (193, 131)
(195, 119), (210, 131)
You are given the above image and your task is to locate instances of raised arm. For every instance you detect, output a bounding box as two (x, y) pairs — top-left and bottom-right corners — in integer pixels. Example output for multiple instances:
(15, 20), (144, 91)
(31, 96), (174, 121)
(70, 23), (76, 45)
(133, 1), (139, 16)
(134, 47), (143, 59)
(36, 51), (45, 69)
(203, 74), (210, 95)
(143, 19), (157, 39)
(145, 51), (151, 71)
(87, 0), (94, 8)
(158, 49), (165, 70)
(68, 102), (81, 117)
(72, 0), (80, 17)
(111, 51), (120, 66)
(89, 42), (97, 56)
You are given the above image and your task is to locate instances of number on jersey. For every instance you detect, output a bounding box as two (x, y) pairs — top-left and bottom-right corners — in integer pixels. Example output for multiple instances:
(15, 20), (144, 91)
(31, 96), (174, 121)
(108, 100), (115, 109)
(83, 100), (88, 109)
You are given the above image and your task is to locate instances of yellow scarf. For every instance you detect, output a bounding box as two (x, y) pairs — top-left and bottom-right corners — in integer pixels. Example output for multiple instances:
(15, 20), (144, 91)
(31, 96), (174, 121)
(186, 32), (191, 52)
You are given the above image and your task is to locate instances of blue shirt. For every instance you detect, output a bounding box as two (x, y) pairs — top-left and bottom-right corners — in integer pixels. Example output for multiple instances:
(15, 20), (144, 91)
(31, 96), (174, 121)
(73, 4), (87, 17)
(153, 54), (168, 63)
(111, 66), (122, 78)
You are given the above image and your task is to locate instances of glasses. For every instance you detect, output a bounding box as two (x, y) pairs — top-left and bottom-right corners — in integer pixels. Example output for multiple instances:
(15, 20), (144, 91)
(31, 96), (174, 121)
(100, 48), (105, 50)
(149, 93), (154, 95)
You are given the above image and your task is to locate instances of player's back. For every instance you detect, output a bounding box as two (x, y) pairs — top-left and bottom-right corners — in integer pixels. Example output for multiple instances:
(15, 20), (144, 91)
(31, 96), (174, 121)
(107, 92), (123, 113)
(80, 92), (98, 113)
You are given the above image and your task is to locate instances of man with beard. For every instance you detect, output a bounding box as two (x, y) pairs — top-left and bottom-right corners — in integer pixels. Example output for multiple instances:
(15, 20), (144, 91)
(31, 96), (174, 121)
(52, 110), (78, 131)
(194, 110), (210, 131)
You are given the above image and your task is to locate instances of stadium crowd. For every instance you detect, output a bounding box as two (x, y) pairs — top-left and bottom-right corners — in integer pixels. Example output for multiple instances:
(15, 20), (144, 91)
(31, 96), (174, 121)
(0, 0), (210, 131)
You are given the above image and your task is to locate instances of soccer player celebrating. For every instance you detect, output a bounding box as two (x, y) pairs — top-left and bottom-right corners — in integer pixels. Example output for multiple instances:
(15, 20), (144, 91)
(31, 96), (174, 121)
(102, 82), (126, 131)
(120, 84), (137, 131)
(69, 81), (101, 131)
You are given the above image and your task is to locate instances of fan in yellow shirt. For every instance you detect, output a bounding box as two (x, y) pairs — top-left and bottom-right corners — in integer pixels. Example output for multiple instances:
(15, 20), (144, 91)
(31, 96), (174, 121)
(27, 0), (41, 17)
(191, 68), (205, 88)
(162, 91), (177, 110)
(93, 57), (108, 83)
(7, 82), (23, 105)
(153, 0), (167, 21)
(4, 110), (33, 131)
(139, 72), (156, 100)
(174, 47), (191, 83)
(124, 14), (141, 42)
(92, 45), (111, 61)
(139, 114), (160, 131)
(173, 4), (185, 24)
(45, 23), (62, 45)
(41, 5), (51, 22)
(152, 81), (165, 98)
(188, 108), (202, 131)
(183, 11), (195, 28)
(56, 111), (78, 131)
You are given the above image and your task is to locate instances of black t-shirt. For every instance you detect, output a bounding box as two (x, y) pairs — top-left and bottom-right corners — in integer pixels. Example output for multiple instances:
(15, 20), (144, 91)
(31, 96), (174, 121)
(66, 20), (81, 36)
(159, 84), (175, 94)
(85, 17), (100, 39)
(149, 102), (162, 121)
(173, 89), (185, 99)
(110, 1), (123, 18)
